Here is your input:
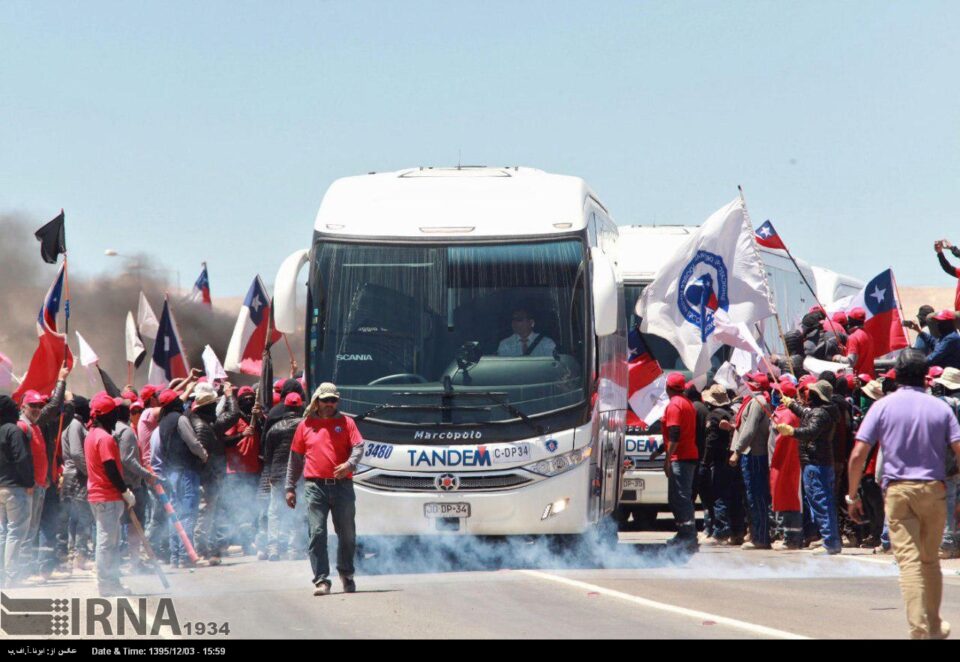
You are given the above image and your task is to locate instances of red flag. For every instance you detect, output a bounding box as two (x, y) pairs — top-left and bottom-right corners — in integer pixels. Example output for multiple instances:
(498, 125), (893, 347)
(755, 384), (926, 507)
(13, 264), (74, 402)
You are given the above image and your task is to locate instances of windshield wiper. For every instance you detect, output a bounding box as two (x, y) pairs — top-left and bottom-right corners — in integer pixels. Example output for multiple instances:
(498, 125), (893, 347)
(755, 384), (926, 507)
(393, 389), (545, 436)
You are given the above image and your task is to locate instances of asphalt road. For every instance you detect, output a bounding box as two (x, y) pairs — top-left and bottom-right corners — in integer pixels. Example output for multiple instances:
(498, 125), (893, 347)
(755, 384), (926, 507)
(5, 528), (960, 640)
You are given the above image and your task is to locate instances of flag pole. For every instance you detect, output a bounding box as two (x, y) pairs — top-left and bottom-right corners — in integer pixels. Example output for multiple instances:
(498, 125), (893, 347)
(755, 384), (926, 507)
(738, 186), (795, 376)
(890, 269), (913, 345)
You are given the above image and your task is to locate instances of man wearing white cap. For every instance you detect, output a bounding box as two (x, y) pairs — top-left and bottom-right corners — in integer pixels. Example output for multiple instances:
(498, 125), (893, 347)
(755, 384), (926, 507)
(286, 383), (364, 596)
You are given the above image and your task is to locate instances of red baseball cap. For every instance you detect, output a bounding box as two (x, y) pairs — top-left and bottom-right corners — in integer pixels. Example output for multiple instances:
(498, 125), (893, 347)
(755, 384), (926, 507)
(798, 375), (817, 389)
(139, 385), (159, 402)
(237, 386), (255, 398)
(933, 309), (955, 322)
(746, 372), (770, 391)
(928, 366), (945, 379)
(780, 383), (798, 398)
(272, 392), (281, 405)
(158, 389), (180, 407)
(21, 390), (45, 406)
(831, 311), (848, 326)
(848, 307), (867, 321)
(844, 374), (856, 391)
(857, 373), (872, 384)
(666, 373), (687, 390)
(284, 392), (303, 407)
(121, 390), (138, 402)
(808, 305), (826, 315)
(273, 379), (284, 392)
(90, 392), (118, 418)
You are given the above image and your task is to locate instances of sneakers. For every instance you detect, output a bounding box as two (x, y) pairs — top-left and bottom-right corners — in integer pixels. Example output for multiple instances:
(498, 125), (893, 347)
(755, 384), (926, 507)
(930, 620), (951, 640)
(99, 584), (133, 597)
(257, 550), (268, 561)
(812, 546), (841, 555)
(874, 545), (892, 555)
(700, 537), (725, 547)
(313, 581), (331, 596)
(939, 547), (959, 560)
(772, 540), (801, 551)
(741, 541), (771, 550)
(341, 576), (356, 594)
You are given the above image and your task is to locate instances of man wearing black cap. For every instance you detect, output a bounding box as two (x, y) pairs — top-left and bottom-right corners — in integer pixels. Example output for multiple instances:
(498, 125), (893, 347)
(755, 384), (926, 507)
(905, 305), (938, 356)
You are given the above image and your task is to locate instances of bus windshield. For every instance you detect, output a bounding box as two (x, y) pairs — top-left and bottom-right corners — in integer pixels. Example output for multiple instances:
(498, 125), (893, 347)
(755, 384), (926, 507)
(308, 239), (588, 426)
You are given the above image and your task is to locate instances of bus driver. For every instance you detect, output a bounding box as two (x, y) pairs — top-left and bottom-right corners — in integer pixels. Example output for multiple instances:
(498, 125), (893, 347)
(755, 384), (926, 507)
(497, 306), (556, 358)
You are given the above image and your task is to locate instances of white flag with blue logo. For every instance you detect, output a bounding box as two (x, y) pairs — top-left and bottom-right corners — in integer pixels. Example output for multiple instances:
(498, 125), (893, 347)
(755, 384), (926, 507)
(636, 198), (776, 375)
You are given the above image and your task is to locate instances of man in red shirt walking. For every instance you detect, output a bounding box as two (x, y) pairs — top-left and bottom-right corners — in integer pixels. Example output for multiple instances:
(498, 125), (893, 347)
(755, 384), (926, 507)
(661, 373), (699, 552)
(85, 393), (136, 597)
(286, 383), (364, 596)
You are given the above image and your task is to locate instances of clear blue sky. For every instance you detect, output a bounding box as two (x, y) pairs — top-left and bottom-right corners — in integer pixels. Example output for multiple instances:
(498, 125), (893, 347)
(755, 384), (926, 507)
(2, 1), (958, 296)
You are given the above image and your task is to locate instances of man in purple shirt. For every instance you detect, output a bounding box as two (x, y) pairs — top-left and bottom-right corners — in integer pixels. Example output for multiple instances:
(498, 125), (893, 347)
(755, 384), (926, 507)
(847, 349), (960, 640)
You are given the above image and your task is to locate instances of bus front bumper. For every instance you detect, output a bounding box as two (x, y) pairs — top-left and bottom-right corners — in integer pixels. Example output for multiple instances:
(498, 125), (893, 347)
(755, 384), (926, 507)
(352, 463), (593, 536)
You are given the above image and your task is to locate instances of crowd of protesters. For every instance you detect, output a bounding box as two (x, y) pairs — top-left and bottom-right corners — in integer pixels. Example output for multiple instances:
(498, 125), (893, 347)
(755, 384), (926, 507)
(0, 362), (364, 597)
(664, 302), (960, 557)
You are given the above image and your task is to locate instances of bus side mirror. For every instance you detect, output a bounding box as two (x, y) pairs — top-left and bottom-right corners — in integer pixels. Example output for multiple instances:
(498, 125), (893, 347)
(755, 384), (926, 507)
(591, 248), (618, 337)
(273, 249), (309, 334)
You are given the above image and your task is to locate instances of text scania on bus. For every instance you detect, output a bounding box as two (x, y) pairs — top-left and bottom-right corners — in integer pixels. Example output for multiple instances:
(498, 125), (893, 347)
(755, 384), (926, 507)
(273, 166), (627, 537)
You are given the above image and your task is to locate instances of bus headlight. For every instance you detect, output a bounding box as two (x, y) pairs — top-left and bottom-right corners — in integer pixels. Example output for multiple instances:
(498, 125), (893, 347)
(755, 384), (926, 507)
(524, 447), (592, 477)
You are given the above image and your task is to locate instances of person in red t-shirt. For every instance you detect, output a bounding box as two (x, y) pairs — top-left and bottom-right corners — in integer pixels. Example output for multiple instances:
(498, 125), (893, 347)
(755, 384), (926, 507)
(286, 382), (364, 596)
(84, 392), (136, 597)
(661, 372), (699, 551)
(837, 308), (876, 379)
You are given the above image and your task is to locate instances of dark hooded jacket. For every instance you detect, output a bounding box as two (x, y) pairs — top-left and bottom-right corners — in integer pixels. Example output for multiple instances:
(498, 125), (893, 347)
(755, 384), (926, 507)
(788, 398), (838, 467)
(188, 395), (239, 480)
(260, 404), (303, 493)
(0, 395), (34, 488)
(259, 379), (306, 455)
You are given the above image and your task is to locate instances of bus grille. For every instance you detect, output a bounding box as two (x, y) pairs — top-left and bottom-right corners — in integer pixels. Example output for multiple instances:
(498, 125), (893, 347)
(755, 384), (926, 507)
(357, 472), (534, 492)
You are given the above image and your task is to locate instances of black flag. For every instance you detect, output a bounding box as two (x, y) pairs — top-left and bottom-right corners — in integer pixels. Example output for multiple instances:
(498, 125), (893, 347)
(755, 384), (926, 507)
(34, 210), (66, 264)
(98, 366), (122, 398)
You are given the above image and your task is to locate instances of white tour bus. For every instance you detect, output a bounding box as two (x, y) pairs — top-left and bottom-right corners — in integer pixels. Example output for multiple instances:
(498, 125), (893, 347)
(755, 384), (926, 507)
(273, 166), (627, 537)
(616, 225), (863, 528)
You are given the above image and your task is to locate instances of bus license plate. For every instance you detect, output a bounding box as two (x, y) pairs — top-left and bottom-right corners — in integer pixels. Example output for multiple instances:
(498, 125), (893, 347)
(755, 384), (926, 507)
(424, 503), (471, 518)
(623, 478), (645, 490)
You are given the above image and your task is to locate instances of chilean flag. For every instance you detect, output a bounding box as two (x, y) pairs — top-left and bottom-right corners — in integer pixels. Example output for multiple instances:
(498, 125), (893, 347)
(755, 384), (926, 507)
(627, 330), (668, 427)
(13, 263), (75, 402)
(754, 220), (787, 250)
(224, 275), (282, 375)
(845, 268), (909, 359)
(189, 263), (212, 307)
(147, 299), (190, 384)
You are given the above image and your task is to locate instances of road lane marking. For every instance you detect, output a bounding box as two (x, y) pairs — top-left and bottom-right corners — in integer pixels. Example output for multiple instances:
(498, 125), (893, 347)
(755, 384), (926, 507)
(519, 569), (808, 640)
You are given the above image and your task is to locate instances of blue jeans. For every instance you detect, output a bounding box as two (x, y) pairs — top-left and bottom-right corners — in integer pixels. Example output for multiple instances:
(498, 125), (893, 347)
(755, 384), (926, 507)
(304, 479), (357, 585)
(941, 476), (959, 551)
(668, 461), (697, 541)
(710, 462), (745, 539)
(802, 464), (841, 552)
(741, 455), (771, 547)
(91, 500), (124, 591)
(0, 487), (31, 585)
(167, 468), (201, 565)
